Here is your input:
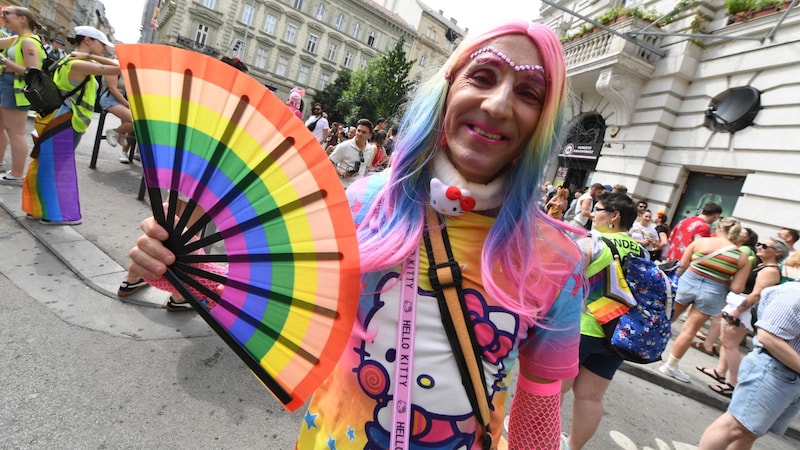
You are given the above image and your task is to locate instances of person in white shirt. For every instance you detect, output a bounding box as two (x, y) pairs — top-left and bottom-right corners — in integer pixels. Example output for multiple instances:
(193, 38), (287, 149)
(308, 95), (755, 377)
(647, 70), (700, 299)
(304, 102), (330, 146)
(329, 118), (375, 188)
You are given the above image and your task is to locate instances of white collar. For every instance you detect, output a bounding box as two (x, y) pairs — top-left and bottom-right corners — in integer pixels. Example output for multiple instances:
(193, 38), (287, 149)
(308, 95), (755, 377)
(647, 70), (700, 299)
(429, 151), (507, 212)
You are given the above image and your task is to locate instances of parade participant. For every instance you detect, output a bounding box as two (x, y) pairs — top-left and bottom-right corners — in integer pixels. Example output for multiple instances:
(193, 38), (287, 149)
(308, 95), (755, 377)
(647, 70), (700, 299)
(699, 282), (800, 449)
(562, 192), (645, 450)
(0, 6), (44, 185)
(21, 26), (120, 225)
(659, 217), (750, 383)
(129, 21), (585, 449)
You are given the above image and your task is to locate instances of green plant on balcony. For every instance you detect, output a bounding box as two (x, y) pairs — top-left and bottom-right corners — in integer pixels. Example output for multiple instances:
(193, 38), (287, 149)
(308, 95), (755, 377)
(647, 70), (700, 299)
(726, 0), (786, 20)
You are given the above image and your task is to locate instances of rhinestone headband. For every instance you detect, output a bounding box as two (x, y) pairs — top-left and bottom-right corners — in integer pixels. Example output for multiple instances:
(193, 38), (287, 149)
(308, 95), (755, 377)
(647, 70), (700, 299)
(469, 46), (547, 78)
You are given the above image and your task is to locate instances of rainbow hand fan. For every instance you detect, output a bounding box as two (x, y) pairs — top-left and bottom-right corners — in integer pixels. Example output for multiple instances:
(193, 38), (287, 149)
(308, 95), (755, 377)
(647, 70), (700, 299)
(116, 44), (360, 412)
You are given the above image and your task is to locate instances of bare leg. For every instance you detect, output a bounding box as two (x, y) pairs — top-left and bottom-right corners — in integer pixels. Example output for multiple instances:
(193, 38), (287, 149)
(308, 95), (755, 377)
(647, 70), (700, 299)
(704, 314), (722, 350)
(698, 412), (758, 450)
(720, 324), (748, 385)
(2, 108), (29, 177)
(671, 306), (711, 360)
(565, 366), (612, 450)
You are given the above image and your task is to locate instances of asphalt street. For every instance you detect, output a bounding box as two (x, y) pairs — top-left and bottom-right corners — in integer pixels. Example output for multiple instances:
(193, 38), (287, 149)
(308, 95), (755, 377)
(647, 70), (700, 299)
(0, 113), (799, 449)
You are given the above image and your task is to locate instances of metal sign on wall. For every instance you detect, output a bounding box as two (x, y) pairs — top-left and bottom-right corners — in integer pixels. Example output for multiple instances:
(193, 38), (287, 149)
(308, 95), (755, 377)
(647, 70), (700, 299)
(561, 142), (601, 159)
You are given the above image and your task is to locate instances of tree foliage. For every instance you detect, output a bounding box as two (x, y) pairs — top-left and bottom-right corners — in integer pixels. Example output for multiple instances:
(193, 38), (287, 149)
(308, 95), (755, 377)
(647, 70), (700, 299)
(337, 36), (414, 125)
(312, 69), (352, 125)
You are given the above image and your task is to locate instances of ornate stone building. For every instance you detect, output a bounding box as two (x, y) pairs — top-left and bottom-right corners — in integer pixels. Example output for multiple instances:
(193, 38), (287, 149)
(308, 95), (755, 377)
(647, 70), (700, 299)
(540, 0), (800, 236)
(145, 0), (422, 113)
(4, 0), (113, 44)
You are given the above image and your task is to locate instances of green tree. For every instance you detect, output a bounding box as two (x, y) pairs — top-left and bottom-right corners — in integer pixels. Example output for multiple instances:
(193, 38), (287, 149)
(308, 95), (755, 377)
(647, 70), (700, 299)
(312, 69), (352, 125)
(339, 36), (414, 125)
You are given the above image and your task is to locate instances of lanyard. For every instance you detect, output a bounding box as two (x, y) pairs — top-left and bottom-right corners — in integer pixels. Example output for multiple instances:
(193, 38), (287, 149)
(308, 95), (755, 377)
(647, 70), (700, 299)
(390, 246), (419, 450)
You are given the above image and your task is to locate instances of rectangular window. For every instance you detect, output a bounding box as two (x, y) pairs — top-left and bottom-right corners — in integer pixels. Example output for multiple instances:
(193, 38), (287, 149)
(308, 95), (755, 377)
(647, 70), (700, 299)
(319, 73), (330, 90)
(306, 34), (318, 53)
(264, 15), (277, 35)
(298, 65), (310, 84)
(255, 47), (269, 69)
(326, 42), (338, 61)
(203, 0), (216, 9)
(351, 22), (361, 39)
(195, 24), (209, 46)
(276, 55), (289, 76)
(315, 3), (325, 20)
(419, 54), (427, 67)
(293, 0), (303, 9)
(284, 23), (298, 44)
(367, 31), (376, 47)
(241, 4), (254, 26)
(343, 51), (353, 68)
(232, 39), (245, 58)
(335, 14), (344, 30)
(360, 56), (368, 70)
(426, 26), (435, 40)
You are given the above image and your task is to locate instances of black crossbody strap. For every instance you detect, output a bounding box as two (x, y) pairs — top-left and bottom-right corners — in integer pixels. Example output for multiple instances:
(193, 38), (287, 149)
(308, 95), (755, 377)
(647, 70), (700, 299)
(422, 206), (493, 450)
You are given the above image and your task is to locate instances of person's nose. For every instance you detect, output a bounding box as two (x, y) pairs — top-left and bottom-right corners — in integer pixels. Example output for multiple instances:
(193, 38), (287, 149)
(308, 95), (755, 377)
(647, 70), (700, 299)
(481, 78), (514, 119)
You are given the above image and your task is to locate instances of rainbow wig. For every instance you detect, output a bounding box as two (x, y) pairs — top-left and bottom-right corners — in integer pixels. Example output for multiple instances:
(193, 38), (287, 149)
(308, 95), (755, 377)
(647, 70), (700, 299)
(356, 21), (583, 319)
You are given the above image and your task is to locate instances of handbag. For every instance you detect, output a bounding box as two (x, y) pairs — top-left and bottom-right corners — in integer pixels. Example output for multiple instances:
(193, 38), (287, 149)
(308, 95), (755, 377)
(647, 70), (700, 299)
(422, 207), (493, 450)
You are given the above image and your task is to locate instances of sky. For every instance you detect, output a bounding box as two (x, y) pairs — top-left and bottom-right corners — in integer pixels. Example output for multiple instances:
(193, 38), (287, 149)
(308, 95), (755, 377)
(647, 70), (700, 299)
(104, 0), (543, 45)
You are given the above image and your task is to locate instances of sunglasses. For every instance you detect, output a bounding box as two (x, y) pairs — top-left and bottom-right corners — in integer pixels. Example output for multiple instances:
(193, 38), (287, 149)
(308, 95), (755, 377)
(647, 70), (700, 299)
(594, 207), (611, 212)
(312, 108), (321, 112)
(756, 242), (775, 250)
(2, 10), (16, 17)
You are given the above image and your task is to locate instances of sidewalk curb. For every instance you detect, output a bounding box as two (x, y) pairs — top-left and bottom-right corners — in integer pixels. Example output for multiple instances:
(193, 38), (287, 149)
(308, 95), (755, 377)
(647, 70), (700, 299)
(619, 360), (800, 440)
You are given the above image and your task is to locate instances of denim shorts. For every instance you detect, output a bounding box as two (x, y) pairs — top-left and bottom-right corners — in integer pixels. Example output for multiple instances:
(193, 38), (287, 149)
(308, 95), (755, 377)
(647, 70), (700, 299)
(579, 335), (624, 380)
(728, 349), (800, 436)
(98, 90), (125, 110)
(674, 270), (729, 316)
(0, 71), (29, 111)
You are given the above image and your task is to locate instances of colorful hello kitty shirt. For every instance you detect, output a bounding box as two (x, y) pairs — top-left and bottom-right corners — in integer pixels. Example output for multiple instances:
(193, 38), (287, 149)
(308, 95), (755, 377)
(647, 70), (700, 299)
(295, 174), (582, 449)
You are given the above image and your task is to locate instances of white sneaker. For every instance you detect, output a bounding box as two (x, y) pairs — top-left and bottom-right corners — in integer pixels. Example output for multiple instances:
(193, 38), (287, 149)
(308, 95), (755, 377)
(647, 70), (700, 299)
(659, 364), (691, 383)
(106, 128), (119, 147)
(119, 150), (130, 164)
(560, 433), (571, 450)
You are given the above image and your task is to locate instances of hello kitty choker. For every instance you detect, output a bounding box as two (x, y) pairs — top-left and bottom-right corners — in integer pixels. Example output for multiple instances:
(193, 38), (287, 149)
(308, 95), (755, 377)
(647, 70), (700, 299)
(469, 46), (547, 78)
(430, 151), (507, 214)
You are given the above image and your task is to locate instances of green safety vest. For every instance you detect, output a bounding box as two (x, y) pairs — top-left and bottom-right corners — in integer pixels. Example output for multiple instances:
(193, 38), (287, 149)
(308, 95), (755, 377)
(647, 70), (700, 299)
(53, 59), (97, 133)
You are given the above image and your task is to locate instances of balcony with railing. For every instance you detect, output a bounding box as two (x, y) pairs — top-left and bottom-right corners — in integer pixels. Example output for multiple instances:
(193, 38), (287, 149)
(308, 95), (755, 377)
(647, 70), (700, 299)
(562, 17), (663, 79)
(171, 35), (222, 58)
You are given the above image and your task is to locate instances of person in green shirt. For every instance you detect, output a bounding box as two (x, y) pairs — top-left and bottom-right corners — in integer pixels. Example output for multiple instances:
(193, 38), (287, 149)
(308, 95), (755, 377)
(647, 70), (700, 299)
(562, 192), (645, 450)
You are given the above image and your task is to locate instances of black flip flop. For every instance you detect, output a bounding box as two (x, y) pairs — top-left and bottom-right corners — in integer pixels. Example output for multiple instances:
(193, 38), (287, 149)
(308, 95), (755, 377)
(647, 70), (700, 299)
(696, 365), (726, 384)
(709, 383), (735, 398)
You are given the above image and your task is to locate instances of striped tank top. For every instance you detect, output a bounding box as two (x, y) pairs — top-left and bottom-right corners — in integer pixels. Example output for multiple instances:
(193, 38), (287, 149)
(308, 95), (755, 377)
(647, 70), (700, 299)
(689, 248), (742, 282)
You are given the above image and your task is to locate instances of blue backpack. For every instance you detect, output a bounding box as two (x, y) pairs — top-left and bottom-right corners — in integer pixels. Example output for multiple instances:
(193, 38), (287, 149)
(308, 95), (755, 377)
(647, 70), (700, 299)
(601, 238), (680, 364)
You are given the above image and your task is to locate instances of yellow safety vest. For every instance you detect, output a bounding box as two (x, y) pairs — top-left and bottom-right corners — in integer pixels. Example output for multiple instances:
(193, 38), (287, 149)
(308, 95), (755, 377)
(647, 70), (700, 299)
(10, 33), (45, 107)
(53, 59), (97, 133)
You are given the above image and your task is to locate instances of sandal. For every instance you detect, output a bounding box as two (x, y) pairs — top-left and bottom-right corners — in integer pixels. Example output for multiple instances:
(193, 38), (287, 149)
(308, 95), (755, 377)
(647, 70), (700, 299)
(709, 383), (735, 398)
(696, 331), (707, 341)
(164, 296), (194, 312)
(691, 340), (719, 356)
(696, 365), (726, 384)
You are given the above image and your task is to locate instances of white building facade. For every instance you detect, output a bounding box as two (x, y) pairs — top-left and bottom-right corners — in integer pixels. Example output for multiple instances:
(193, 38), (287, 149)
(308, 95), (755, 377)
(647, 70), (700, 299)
(541, 0), (800, 236)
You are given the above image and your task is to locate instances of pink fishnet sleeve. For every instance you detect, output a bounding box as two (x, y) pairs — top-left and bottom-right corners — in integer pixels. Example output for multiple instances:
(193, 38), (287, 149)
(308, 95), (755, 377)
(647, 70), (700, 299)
(507, 375), (561, 450)
(145, 261), (227, 301)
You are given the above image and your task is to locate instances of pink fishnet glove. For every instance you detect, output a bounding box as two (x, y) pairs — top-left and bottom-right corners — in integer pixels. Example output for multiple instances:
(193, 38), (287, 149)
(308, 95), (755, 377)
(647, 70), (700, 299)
(507, 376), (561, 449)
(145, 261), (227, 306)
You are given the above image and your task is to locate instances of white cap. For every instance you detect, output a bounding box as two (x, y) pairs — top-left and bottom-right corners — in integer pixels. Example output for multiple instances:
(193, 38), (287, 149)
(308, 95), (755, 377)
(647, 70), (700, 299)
(74, 25), (114, 49)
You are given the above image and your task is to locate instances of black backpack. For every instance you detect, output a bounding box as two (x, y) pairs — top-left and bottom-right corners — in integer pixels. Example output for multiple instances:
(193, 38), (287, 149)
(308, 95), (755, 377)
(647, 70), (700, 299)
(23, 63), (90, 117)
(41, 49), (61, 75)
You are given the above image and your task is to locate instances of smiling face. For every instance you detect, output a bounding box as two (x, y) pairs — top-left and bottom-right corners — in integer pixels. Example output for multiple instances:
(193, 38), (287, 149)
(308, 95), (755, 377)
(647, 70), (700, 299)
(442, 34), (546, 184)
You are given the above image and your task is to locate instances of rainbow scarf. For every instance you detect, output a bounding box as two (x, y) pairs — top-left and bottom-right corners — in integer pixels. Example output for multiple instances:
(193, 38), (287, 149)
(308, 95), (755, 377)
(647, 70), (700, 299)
(22, 112), (82, 222)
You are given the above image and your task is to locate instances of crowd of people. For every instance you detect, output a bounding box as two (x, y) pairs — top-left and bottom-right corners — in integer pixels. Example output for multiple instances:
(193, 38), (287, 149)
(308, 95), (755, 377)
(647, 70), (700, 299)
(0, 6), (120, 227)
